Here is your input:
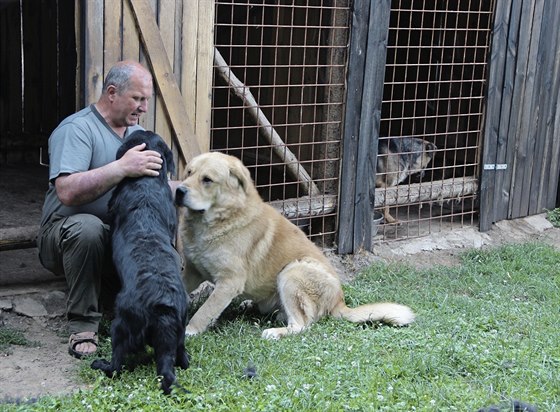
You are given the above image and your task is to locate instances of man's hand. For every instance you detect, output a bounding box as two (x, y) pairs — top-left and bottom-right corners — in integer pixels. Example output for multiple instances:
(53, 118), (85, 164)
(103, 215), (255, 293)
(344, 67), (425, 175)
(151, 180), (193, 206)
(118, 143), (163, 178)
(55, 143), (163, 206)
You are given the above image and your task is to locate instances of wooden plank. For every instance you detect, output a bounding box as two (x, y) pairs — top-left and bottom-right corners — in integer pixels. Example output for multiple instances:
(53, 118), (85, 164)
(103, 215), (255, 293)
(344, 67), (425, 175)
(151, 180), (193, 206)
(40, 1), (59, 133)
(74, 0), (82, 109)
(139, 0), (157, 133)
(3, 2), (23, 134)
(128, 0), (201, 162)
(0, 8), (7, 134)
(353, 0), (391, 252)
(181, 0), (199, 137)
(510, 0), (543, 218)
(59, 1), (77, 118)
(545, 3), (560, 207)
(337, 1), (371, 254)
(154, 0), (176, 149)
(83, 0), (104, 105)
(530, 1), (560, 213)
(491, 0), (522, 224)
(479, 0), (512, 231)
(173, 0), (184, 174)
(103, 0), (123, 74)
(22, 1), (41, 135)
(195, 0), (214, 153)
(122, 0), (140, 60)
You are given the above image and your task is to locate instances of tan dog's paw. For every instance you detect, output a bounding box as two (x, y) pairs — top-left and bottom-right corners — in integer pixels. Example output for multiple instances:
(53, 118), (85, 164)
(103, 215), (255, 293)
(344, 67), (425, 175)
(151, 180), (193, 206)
(262, 324), (305, 340)
(261, 327), (286, 340)
(185, 325), (202, 337)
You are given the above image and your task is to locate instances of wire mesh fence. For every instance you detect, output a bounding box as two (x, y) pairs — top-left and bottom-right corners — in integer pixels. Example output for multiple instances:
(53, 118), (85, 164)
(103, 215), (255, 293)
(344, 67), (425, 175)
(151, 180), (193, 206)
(375, 0), (496, 240)
(211, 0), (351, 246)
(210, 0), (496, 246)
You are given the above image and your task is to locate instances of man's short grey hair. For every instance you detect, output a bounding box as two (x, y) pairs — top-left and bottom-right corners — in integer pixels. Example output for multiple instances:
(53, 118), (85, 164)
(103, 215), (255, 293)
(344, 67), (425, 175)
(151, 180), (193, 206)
(102, 63), (135, 94)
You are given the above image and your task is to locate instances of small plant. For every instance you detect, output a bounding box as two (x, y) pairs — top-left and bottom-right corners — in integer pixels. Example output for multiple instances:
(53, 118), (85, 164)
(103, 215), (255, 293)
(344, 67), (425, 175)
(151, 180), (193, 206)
(546, 208), (560, 227)
(0, 323), (31, 355)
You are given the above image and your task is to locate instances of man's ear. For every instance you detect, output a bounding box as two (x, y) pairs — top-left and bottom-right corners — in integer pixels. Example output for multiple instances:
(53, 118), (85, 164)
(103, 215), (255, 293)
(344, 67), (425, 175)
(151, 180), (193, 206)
(106, 84), (118, 101)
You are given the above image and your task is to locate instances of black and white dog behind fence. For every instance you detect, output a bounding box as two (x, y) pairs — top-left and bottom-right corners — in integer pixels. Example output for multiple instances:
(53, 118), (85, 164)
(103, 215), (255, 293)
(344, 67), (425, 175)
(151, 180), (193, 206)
(91, 130), (189, 394)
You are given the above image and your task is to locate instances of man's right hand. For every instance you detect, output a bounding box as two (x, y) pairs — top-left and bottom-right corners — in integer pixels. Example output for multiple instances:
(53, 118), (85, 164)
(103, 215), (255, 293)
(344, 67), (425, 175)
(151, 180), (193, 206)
(118, 143), (163, 178)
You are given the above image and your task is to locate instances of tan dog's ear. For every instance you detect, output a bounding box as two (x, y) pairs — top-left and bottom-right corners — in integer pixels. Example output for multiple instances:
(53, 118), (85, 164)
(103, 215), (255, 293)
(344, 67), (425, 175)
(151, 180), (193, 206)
(228, 160), (253, 193)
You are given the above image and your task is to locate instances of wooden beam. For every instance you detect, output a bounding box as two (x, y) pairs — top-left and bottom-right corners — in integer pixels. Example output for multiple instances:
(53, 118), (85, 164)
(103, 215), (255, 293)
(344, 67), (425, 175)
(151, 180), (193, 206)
(128, 0), (201, 163)
(337, 1), (371, 254)
(374, 177), (478, 208)
(0, 226), (38, 251)
(269, 195), (337, 220)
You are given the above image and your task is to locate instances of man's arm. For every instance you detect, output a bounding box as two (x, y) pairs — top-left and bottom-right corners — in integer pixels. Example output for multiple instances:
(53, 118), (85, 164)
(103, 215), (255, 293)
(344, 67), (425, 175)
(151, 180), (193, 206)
(55, 143), (163, 206)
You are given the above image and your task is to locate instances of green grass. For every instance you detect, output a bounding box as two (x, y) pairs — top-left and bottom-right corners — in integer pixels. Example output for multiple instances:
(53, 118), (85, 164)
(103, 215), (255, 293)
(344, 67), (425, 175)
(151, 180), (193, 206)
(2, 242), (559, 411)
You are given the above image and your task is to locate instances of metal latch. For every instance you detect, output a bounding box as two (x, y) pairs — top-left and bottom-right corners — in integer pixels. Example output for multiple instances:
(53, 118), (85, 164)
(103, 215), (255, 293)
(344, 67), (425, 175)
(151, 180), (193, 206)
(483, 164), (507, 170)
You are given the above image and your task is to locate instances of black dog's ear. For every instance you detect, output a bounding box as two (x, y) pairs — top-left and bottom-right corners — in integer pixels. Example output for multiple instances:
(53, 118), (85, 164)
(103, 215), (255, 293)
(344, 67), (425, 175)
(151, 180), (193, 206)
(163, 145), (175, 177)
(154, 138), (175, 177)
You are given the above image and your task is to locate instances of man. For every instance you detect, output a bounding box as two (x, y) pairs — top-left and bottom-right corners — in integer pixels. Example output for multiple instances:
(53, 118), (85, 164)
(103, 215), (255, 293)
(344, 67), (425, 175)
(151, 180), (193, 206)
(38, 61), (164, 358)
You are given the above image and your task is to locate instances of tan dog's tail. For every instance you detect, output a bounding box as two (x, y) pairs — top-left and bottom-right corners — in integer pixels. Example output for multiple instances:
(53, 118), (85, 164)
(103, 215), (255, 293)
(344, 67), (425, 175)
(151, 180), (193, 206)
(331, 301), (415, 326)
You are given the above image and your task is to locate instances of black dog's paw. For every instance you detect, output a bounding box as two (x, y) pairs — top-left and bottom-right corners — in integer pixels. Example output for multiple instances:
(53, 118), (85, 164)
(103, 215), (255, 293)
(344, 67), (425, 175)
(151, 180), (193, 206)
(91, 358), (109, 370)
(176, 351), (190, 370)
(90, 359), (117, 378)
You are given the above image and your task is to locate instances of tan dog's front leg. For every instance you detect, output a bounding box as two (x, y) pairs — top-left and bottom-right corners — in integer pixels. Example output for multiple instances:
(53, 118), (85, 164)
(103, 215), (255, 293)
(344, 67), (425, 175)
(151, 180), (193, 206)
(185, 278), (244, 336)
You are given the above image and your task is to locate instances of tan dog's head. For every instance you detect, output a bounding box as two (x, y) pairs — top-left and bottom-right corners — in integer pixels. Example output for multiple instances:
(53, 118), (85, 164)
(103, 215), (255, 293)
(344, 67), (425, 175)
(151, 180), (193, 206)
(175, 152), (255, 219)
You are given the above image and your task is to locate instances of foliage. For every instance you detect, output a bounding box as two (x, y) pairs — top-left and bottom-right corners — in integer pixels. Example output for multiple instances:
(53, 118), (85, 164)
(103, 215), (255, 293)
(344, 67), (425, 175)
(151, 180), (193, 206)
(2, 242), (559, 411)
(546, 208), (560, 227)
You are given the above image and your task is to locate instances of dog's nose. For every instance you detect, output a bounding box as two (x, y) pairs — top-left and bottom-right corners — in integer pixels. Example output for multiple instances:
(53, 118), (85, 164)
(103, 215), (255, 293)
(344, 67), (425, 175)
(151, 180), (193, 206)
(175, 186), (187, 206)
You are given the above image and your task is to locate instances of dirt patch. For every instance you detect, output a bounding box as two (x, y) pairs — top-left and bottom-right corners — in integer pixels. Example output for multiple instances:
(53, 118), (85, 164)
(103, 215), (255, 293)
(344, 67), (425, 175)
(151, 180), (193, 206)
(1, 214), (559, 402)
(0, 309), (88, 401)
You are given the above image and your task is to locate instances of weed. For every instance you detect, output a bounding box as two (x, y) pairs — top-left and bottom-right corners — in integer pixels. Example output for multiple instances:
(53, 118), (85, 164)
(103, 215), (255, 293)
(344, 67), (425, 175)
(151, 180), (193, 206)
(0, 323), (31, 355)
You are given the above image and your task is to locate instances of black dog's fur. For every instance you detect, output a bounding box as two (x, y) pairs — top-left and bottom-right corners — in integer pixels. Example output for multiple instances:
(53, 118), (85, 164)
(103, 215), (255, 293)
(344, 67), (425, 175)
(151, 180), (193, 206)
(91, 130), (189, 394)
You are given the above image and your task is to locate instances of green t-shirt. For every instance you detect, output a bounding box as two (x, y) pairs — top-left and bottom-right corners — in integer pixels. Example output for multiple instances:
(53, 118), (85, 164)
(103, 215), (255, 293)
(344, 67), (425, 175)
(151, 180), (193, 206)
(40, 104), (143, 226)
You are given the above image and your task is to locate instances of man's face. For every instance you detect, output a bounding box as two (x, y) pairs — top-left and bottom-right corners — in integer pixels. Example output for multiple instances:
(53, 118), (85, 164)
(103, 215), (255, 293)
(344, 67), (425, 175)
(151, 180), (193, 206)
(109, 72), (153, 127)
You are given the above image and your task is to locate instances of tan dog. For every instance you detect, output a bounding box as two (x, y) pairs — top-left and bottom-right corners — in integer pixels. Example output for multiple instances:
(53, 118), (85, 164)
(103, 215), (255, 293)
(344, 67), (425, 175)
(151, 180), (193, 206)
(175, 152), (415, 339)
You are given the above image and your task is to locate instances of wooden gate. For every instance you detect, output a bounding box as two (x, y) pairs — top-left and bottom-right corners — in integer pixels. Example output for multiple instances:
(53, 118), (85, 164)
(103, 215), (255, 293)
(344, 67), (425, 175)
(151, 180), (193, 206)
(79, 0), (214, 173)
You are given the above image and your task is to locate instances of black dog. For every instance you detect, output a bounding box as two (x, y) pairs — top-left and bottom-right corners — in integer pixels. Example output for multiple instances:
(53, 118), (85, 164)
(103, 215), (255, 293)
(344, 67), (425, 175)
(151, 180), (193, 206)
(91, 130), (189, 394)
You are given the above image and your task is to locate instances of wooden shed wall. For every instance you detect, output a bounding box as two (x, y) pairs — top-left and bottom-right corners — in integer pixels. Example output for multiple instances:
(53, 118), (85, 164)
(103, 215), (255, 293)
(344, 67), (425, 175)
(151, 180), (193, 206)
(0, 0), (76, 165)
(78, 0), (214, 174)
(480, 0), (560, 230)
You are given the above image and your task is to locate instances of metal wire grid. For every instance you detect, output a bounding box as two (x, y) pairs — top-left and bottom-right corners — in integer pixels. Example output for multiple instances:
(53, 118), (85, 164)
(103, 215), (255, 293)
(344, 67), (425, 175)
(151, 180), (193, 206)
(376, 0), (496, 240)
(211, 1), (351, 245)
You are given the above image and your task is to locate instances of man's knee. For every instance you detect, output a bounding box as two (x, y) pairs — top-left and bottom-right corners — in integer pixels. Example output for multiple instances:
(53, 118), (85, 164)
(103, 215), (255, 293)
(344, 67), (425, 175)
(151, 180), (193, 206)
(61, 214), (110, 254)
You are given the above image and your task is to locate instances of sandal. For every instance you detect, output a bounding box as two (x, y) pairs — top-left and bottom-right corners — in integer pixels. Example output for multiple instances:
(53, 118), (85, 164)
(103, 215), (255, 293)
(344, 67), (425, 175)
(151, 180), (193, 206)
(68, 331), (98, 359)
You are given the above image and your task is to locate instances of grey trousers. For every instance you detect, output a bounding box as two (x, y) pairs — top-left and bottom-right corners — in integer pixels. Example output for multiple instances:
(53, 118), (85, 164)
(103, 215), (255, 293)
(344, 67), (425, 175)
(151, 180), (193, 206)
(37, 214), (119, 334)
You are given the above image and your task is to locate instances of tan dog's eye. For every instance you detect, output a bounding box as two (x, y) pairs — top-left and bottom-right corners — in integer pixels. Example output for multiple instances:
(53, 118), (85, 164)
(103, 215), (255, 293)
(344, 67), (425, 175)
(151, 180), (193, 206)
(202, 176), (213, 184)
(186, 169), (192, 177)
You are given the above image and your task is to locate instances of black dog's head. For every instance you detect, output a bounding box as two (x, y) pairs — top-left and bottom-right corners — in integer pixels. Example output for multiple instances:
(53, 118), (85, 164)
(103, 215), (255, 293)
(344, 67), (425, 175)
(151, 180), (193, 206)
(117, 130), (175, 177)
